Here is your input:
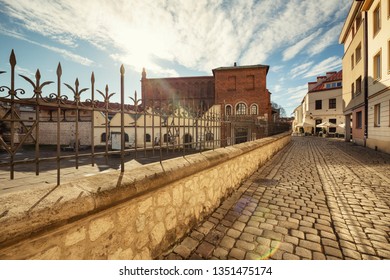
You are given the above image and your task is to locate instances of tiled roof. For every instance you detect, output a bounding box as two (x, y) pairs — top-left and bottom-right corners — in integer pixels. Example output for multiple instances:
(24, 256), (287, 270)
(309, 70), (342, 92)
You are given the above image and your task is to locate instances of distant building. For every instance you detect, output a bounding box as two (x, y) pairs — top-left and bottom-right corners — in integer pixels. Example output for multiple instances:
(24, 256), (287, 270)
(141, 64), (272, 144)
(293, 71), (344, 136)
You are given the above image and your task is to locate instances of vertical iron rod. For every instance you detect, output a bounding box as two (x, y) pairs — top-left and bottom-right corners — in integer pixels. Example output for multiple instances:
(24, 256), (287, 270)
(120, 65), (125, 172)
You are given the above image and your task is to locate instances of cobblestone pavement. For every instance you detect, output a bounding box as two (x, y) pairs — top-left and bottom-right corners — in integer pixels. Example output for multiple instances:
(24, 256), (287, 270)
(161, 136), (390, 260)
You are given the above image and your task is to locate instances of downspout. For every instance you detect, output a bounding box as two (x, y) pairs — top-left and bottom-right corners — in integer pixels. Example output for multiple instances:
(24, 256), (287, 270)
(363, 11), (368, 146)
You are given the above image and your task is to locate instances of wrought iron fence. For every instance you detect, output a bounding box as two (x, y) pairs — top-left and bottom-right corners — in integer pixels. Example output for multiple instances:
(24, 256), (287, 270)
(0, 49), (290, 186)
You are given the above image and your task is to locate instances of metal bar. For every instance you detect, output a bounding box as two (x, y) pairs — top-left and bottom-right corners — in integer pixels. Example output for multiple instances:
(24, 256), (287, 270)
(152, 99), (155, 157)
(56, 63), (62, 185)
(144, 94), (147, 158)
(159, 92), (162, 163)
(91, 72), (95, 167)
(9, 50), (16, 179)
(134, 91), (138, 159)
(75, 80), (79, 170)
(35, 71), (41, 176)
(120, 65), (125, 173)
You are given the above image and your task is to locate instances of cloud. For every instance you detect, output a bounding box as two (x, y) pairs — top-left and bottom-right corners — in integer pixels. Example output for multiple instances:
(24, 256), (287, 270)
(303, 56), (341, 78)
(287, 84), (308, 101)
(289, 61), (314, 79)
(282, 29), (322, 61)
(307, 22), (344, 56)
(0, 0), (350, 75)
(0, 23), (93, 66)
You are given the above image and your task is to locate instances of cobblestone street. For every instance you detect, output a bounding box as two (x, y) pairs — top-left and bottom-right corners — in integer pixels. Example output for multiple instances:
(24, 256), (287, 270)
(161, 136), (390, 260)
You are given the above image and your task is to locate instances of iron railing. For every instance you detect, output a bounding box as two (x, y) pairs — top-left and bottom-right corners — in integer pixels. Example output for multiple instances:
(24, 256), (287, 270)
(0, 49), (290, 186)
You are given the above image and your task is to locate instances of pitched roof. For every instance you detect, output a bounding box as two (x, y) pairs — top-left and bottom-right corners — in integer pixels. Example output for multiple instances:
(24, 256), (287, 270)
(309, 70), (342, 92)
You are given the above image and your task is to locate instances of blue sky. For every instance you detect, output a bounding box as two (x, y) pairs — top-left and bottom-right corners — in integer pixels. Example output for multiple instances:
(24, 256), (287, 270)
(0, 0), (351, 116)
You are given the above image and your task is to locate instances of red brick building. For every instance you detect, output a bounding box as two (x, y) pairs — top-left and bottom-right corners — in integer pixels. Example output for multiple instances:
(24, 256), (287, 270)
(141, 64), (272, 143)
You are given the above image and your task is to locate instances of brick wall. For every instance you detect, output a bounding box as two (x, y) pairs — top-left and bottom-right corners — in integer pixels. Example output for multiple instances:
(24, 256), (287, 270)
(214, 66), (271, 120)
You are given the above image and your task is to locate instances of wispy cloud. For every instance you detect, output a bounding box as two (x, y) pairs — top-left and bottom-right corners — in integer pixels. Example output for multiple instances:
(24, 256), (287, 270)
(289, 61), (315, 79)
(0, 0), (350, 75)
(0, 24), (93, 66)
(287, 84), (308, 101)
(283, 29), (322, 61)
(303, 56), (341, 78)
(307, 22), (344, 56)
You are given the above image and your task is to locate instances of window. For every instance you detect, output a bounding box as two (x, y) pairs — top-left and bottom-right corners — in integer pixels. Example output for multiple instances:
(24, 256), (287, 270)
(250, 104), (258, 115)
(329, 119), (336, 133)
(388, 40), (390, 73)
(356, 12), (362, 29)
(101, 133), (107, 142)
(356, 44), (362, 64)
(228, 76), (236, 91)
(351, 83), (355, 98)
(225, 105), (232, 116)
(374, 103), (381, 127)
(356, 111), (362, 129)
(351, 54), (355, 69)
(145, 133), (151, 142)
(329, 98), (336, 109)
(374, 51), (382, 80)
(315, 100), (322, 110)
(246, 75), (255, 90)
(373, 3), (381, 35)
(236, 103), (247, 115)
(356, 77), (362, 96)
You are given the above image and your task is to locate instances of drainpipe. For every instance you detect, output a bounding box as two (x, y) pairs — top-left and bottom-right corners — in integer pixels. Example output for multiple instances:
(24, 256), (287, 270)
(363, 11), (368, 146)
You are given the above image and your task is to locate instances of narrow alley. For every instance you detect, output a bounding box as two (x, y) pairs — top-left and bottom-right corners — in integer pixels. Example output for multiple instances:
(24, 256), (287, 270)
(161, 136), (390, 260)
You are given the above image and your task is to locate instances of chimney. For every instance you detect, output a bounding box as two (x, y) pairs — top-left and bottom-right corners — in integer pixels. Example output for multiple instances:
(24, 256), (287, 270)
(317, 76), (327, 84)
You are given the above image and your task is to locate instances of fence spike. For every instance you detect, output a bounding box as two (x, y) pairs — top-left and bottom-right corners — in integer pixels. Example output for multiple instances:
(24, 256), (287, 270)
(10, 49), (16, 67)
(75, 78), (79, 87)
(35, 69), (41, 81)
(91, 72), (95, 83)
(120, 64), (125, 75)
(57, 63), (62, 77)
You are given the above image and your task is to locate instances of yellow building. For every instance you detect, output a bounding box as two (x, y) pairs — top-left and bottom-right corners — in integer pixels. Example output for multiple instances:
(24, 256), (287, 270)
(363, 0), (390, 153)
(339, 1), (366, 145)
(340, 0), (390, 153)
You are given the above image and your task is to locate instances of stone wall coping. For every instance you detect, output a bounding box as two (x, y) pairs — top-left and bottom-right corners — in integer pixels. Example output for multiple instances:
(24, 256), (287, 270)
(0, 132), (290, 248)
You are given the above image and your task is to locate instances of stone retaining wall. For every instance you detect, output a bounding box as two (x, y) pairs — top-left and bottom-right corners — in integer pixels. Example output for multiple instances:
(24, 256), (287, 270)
(0, 132), (290, 259)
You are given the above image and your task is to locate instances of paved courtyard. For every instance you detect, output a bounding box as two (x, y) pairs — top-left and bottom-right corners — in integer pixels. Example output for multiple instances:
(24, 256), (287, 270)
(161, 136), (390, 260)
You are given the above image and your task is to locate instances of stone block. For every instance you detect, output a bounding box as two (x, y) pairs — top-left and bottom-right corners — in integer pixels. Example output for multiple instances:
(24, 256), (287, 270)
(89, 216), (114, 242)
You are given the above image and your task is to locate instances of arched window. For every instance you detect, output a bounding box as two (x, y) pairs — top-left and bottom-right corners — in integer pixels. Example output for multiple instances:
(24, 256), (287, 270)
(250, 104), (258, 115)
(163, 133), (168, 143)
(145, 133), (151, 142)
(101, 133), (107, 142)
(236, 103), (247, 115)
(125, 133), (129, 142)
(225, 105), (232, 115)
